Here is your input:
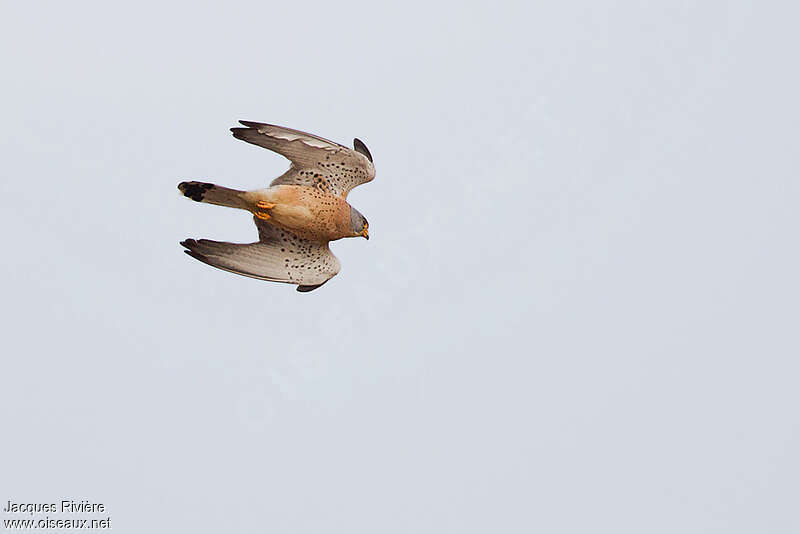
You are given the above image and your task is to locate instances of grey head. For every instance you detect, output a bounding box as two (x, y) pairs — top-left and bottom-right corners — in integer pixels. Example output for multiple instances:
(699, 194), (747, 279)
(350, 206), (369, 239)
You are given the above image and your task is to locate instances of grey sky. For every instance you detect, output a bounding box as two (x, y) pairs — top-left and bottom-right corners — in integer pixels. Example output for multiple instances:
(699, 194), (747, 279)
(1, 1), (799, 532)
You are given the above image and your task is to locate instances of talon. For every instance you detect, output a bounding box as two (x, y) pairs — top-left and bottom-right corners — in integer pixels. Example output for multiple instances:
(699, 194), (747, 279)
(256, 201), (276, 209)
(254, 212), (271, 221)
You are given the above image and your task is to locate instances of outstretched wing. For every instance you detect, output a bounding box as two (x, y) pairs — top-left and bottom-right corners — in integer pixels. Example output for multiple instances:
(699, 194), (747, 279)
(180, 217), (340, 292)
(230, 121), (375, 198)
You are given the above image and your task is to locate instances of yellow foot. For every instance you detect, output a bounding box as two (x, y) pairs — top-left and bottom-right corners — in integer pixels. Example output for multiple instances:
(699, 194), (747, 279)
(254, 200), (276, 221)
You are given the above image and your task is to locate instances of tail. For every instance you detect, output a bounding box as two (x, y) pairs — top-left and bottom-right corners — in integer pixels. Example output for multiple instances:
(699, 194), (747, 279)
(178, 181), (250, 210)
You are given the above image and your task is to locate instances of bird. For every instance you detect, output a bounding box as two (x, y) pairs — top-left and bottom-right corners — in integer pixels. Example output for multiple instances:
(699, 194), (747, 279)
(178, 121), (375, 292)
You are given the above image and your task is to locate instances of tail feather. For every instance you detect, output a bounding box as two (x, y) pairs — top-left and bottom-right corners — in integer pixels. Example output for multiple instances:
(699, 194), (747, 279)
(178, 181), (249, 210)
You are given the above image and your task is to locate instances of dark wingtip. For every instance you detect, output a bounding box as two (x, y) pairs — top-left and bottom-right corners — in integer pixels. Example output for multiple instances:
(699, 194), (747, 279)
(353, 138), (373, 162)
(184, 249), (210, 263)
(238, 120), (261, 128)
(296, 280), (329, 292)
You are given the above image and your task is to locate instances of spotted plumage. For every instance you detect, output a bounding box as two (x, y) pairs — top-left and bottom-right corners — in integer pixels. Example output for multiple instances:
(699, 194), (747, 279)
(178, 121), (375, 292)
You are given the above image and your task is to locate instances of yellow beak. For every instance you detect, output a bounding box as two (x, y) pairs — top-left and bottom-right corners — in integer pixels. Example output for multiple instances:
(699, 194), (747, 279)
(361, 225), (369, 240)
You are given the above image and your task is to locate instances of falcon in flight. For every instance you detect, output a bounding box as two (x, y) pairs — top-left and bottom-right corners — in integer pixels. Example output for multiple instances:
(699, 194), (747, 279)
(178, 121), (375, 292)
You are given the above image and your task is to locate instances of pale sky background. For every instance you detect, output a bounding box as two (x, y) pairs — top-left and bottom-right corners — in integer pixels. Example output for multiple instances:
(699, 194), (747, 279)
(1, 1), (799, 532)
